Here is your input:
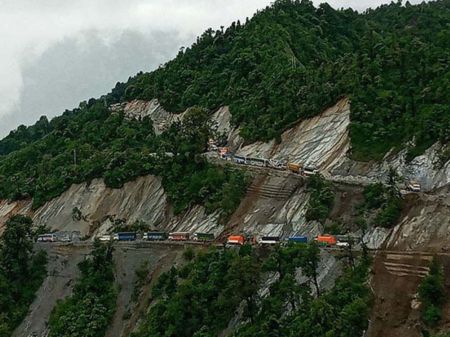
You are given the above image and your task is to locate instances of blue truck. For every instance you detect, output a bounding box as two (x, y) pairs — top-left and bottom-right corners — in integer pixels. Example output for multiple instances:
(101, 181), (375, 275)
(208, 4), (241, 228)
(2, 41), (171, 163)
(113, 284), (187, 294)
(287, 236), (308, 244)
(113, 232), (137, 241)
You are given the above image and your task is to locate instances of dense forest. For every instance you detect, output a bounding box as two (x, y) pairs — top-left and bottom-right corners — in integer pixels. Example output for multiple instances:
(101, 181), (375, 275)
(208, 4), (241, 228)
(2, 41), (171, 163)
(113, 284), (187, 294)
(0, 0), (449, 209)
(133, 244), (371, 337)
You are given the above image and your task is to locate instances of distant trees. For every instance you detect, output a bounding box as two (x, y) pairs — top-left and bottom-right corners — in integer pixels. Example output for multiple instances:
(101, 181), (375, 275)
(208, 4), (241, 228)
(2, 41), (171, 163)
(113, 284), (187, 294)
(0, 215), (47, 337)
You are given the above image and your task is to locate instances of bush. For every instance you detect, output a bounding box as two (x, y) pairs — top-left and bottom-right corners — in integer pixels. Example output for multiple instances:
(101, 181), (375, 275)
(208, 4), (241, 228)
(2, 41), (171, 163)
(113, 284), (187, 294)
(48, 241), (117, 337)
(305, 174), (335, 223)
(418, 258), (446, 327)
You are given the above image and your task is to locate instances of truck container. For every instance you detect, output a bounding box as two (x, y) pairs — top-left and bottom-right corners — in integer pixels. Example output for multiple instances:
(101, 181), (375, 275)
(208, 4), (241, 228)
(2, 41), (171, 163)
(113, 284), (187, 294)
(113, 232), (137, 241)
(247, 157), (269, 167)
(168, 232), (190, 241)
(303, 167), (319, 176)
(234, 155), (247, 165)
(287, 162), (302, 174)
(37, 234), (57, 242)
(193, 233), (215, 242)
(269, 159), (286, 170)
(227, 235), (245, 246)
(287, 236), (308, 244)
(259, 236), (281, 245)
(315, 235), (337, 246)
(143, 232), (168, 241)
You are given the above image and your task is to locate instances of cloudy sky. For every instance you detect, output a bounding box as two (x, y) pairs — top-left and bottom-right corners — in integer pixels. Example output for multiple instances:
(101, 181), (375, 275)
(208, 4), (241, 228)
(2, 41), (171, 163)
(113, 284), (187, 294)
(0, 0), (427, 137)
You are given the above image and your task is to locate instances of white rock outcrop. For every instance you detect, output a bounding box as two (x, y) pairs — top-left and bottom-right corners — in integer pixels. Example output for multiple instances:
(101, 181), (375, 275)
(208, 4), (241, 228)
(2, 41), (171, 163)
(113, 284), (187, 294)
(236, 99), (350, 171)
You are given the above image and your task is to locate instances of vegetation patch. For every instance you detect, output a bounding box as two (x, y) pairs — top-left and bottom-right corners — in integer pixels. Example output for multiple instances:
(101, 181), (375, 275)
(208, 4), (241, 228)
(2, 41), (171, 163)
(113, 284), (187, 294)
(48, 241), (117, 337)
(305, 174), (335, 223)
(0, 215), (47, 337)
(418, 257), (446, 328)
(362, 180), (402, 229)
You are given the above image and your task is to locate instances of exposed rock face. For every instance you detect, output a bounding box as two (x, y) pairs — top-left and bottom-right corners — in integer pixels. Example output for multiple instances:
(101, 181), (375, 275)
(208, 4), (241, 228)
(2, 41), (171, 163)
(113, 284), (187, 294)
(236, 99), (350, 171)
(0, 200), (32, 233)
(386, 187), (450, 251)
(113, 99), (185, 135)
(33, 176), (168, 236)
(332, 142), (450, 192)
(210, 106), (244, 149)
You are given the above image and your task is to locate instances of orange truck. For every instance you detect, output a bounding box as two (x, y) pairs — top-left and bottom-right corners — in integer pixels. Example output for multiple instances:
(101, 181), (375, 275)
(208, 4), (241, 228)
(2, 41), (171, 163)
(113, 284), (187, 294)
(287, 162), (302, 174)
(227, 235), (245, 246)
(315, 235), (337, 246)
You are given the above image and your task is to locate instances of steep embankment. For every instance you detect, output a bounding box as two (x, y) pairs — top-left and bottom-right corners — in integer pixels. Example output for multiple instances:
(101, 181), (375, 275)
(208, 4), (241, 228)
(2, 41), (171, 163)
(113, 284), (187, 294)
(13, 243), (184, 337)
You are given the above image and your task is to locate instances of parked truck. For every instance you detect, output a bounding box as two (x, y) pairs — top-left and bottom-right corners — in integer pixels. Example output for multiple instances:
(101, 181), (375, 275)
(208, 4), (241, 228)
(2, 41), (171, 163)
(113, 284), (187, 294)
(315, 235), (337, 246)
(143, 232), (168, 241)
(193, 233), (215, 242)
(287, 162), (302, 174)
(113, 232), (137, 241)
(259, 236), (281, 245)
(37, 234), (57, 242)
(227, 235), (245, 246)
(287, 236), (308, 244)
(168, 232), (190, 241)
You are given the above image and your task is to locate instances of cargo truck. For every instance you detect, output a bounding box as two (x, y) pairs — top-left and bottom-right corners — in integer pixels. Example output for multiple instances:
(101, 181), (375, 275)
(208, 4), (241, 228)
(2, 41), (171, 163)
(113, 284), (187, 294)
(287, 236), (308, 244)
(113, 232), (137, 241)
(287, 162), (302, 174)
(315, 235), (337, 246)
(193, 233), (215, 242)
(168, 232), (190, 241)
(143, 232), (168, 241)
(37, 234), (57, 242)
(227, 235), (245, 246)
(259, 236), (281, 245)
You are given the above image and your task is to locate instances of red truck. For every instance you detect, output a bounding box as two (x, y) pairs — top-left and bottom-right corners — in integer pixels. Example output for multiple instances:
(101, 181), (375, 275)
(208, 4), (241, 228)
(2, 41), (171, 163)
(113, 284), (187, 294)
(227, 235), (245, 246)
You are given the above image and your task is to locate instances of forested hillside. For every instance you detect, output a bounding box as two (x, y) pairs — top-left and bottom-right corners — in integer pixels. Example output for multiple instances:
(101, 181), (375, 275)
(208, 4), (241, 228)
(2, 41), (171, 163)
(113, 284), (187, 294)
(133, 245), (371, 337)
(0, 0), (449, 208)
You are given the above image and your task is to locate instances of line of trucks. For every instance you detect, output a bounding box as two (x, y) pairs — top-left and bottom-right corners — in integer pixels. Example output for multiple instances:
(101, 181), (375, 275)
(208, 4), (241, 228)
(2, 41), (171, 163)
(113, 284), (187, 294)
(219, 147), (319, 176)
(217, 147), (422, 191)
(37, 231), (352, 248)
